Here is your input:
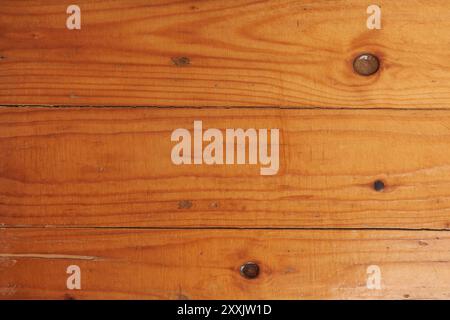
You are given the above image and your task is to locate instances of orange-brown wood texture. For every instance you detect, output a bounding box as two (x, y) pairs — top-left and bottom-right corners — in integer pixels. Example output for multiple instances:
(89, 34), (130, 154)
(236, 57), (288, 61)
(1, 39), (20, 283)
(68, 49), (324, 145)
(1, 228), (450, 300)
(2, 0), (450, 300)
(0, 0), (449, 108)
(2, 107), (450, 229)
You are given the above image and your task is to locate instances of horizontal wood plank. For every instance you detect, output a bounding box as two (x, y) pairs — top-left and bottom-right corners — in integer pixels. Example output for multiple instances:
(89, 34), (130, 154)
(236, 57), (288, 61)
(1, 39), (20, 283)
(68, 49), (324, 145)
(0, 0), (450, 108)
(1, 107), (450, 228)
(1, 228), (449, 299)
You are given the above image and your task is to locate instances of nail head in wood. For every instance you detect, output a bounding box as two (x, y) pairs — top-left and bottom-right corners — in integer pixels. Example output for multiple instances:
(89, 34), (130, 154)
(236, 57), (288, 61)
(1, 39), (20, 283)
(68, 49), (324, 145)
(240, 262), (260, 279)
(353, 53), (380, 76)
(373, 180), (385, 192)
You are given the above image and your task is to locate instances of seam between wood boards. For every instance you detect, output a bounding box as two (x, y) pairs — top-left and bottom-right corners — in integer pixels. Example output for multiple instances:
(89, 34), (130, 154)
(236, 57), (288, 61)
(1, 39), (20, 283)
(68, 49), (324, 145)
(2, 105), (450, 111)
(2, 226), (450, 232)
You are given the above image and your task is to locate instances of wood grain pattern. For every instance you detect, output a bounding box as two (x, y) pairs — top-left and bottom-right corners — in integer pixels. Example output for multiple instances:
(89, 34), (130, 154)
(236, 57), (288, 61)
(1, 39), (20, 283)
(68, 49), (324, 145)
(1, 228), (450, 299)
(2, 107), (450, 229)
(1, 0), (450, 108)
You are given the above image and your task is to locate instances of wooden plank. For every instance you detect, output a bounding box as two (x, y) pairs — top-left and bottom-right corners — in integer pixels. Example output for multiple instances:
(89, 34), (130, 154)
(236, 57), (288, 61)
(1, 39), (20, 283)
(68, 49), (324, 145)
(0, 0), (449, 108)
(2, 107), (450, 229)
(1, 228), (449, 299)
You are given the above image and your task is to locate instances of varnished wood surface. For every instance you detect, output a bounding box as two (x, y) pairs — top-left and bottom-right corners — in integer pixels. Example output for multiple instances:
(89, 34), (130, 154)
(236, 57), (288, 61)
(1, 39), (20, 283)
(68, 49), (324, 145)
(2, 0), (450, 300)
(1, 0), (450, 108)
(1, 107), (450, 229)
(1, 228), (450, 300)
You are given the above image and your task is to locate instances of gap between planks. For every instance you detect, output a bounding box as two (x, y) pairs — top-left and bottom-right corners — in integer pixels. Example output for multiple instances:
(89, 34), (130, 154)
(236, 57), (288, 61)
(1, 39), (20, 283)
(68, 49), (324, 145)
(2, 225), (450, 232)
(2, 104), (450, 111)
